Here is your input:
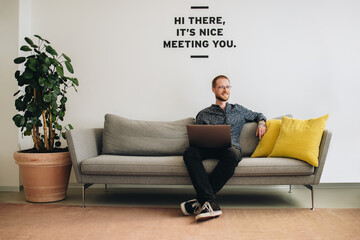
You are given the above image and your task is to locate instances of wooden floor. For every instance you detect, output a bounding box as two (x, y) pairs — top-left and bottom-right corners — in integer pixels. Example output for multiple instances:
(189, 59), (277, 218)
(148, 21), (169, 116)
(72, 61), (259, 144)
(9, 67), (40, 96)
(1, 184), (359, 209)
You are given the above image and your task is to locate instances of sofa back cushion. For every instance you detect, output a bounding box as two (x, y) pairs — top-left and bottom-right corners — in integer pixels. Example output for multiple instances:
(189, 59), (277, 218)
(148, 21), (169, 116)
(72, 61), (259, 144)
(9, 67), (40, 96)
(102, 114), (195, 156)
(239, 122), (259, 157)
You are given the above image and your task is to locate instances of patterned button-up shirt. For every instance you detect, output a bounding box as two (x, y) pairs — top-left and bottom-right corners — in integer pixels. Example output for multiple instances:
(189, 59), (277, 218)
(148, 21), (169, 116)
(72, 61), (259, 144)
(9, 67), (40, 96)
(196, 103), (266, 151)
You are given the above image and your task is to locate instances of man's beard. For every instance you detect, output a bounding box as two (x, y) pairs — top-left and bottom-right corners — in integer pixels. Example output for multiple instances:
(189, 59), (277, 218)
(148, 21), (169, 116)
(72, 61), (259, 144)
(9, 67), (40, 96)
(215, 93), (229, 102)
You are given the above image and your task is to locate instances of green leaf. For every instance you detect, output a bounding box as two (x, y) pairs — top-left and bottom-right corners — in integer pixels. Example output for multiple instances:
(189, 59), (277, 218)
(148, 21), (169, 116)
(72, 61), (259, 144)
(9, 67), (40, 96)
(27, 58), (37, 71)
(34, 35), (43, 40)
(51, 101), (58, 109)
(54, 123), (62, 131)
(31, 117), (38, 124)
(23, 70), (34, 79)
(56, 65), (64, 77)
(51, 92), (58, 101)
(13, 90), (21, 96)
(65, 61), (74, 74)
(44, 94), (52, 102)
(52, 109), (59, 116)
(23, 93), (32, 104)
(15, 97), (25, 111)
(53, 86), (61, 95)
(71, 78), (79, 86)
(44, 57), (51, 66)
(26, 123), (33, 131)
(27, 103), (37, 113)
(59, 111), (65, 119)
(62, 53), (71, 62)
(24, 37), (34, 46)
(55, 141), (62, 147)
(38, 77), (45, 87)
(13, 114), (25, 127)
(44, 80), (53, 89)
(52, 58), (60, 66)
(25, 86), (31, 94)
(15, 70), (20, 79)
(14, 57), (26, 64)
(41, 65), (49, 74)
(24, 129), (32, 136)
(60, 96), (67, 104)
(20, 45), (32, 52)
(68, 124), (73, 130)
(45, 45), (58, 56)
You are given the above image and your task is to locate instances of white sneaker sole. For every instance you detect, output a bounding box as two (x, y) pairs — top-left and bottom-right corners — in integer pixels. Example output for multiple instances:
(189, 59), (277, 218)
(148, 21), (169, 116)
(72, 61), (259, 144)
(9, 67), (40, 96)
(195, 210), (222, 221)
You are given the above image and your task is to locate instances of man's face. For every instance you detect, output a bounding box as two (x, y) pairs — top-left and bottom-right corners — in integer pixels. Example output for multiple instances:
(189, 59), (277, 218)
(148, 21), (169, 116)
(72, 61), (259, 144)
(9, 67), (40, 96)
(212, 77), (231, 102)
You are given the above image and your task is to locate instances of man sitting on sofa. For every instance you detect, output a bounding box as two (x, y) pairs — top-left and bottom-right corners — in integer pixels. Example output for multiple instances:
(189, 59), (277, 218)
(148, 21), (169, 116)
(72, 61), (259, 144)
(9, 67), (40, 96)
(181, 75), (267, 221)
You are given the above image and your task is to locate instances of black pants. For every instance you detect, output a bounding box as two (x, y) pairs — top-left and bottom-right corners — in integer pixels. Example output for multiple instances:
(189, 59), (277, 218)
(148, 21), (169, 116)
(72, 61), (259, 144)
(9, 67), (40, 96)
(183, 146), (242, 205)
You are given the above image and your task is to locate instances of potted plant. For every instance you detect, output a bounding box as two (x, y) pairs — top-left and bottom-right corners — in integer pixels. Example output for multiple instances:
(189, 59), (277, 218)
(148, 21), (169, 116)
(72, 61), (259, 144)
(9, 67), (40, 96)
(13, 35), (79, 202)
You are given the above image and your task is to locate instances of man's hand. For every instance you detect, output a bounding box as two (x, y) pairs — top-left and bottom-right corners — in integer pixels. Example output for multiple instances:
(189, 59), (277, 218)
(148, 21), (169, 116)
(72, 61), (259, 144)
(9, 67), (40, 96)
(256, 120), (267, 140)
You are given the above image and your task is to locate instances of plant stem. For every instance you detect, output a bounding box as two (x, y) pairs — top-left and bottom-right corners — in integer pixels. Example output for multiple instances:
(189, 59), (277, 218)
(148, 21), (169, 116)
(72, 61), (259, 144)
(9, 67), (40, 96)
(32, 89), (40, 151)
(32, 124), (40, 151)
(42, 110), (49, 151)
(36, 126), (42, 148)
(49, 107), (54, 150)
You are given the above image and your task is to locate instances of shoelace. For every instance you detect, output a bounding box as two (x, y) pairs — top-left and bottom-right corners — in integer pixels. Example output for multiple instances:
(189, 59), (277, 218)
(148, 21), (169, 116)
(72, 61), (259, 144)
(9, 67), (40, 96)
(201, 202), (213, 213)
(192, 201), (200, 213)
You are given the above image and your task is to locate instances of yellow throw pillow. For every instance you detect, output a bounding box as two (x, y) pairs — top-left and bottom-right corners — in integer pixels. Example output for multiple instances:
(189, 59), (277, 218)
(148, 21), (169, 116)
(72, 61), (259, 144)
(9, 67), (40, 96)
(268, 114), (329, 167)
(251, 119), (282, 157)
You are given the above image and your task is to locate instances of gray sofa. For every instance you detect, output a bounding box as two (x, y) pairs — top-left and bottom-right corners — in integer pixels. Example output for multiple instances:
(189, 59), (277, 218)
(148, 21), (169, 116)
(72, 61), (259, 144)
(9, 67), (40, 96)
(66, 114), (332, 209)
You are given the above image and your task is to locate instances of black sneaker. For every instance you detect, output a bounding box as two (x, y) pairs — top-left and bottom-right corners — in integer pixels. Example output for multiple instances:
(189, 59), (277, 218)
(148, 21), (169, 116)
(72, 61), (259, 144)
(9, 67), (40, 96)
(180, 199), (201, 216)
(195, 201), (222, 221)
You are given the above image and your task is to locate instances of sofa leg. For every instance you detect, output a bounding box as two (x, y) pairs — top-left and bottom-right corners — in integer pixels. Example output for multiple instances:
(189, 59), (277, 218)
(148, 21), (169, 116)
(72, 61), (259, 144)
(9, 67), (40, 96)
(304, 185), (315, 210)
(288, 185), (292, 193)
(82, 183), (93, 208)
(104, 184), (108, 192)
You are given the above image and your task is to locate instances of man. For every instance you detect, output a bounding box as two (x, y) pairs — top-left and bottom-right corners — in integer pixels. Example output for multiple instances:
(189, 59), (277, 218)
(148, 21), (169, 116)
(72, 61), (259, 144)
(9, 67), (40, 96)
(181, 75), (267, 221)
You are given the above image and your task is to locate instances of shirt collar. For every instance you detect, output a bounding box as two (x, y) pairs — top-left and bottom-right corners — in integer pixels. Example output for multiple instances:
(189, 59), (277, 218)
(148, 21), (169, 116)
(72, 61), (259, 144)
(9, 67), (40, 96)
(211, 102), (230, 112)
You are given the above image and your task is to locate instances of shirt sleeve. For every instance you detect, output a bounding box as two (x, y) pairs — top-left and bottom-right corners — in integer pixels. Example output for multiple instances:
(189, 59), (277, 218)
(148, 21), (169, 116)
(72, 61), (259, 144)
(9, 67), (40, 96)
(195, 110), (209, 125)
(239, 105), (267, 123)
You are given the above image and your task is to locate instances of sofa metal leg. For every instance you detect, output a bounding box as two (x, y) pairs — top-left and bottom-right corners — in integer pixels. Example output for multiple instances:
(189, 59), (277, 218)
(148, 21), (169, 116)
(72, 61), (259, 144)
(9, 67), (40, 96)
(288, 185), (292, 193)
(304, 185), (315, 210)
(105, 184), (108, 192)
(82, 183), (93, 208)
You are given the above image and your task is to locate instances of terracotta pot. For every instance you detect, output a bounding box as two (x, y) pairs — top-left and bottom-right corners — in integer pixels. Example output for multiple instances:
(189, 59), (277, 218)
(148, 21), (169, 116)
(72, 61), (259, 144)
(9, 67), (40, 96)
(14, 151), (72, 203)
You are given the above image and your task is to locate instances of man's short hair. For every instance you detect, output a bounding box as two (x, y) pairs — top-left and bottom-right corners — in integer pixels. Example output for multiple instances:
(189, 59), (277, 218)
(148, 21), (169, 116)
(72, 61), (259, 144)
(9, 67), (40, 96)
(212, 75), (230, 88)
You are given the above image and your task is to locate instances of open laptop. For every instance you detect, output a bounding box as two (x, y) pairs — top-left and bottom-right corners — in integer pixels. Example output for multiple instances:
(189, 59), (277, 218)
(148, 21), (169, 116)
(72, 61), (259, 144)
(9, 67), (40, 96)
(187, 125), (232, 149)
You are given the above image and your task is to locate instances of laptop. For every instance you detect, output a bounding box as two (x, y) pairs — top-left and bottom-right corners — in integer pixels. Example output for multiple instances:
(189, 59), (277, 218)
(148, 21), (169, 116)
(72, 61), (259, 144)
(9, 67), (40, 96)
(187, 125), (232, 149)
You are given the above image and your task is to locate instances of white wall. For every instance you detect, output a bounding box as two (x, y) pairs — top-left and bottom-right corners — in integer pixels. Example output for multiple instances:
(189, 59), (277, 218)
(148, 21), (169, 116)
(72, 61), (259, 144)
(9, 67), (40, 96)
(6, 0), (360, 186)
(0, 0), (20, 190)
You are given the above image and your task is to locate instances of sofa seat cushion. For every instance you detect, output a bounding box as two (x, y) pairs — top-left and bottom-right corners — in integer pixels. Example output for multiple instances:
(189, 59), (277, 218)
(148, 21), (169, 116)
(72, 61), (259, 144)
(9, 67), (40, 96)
(81, 155), (188, 176)
(234, 158), (314, 176)
(80, 155), (314, 177)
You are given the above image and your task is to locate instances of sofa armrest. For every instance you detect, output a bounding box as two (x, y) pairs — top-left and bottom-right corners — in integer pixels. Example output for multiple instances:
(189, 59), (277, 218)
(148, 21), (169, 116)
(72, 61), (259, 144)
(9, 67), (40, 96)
(313, 129), (332, 184)
(66, 128), (103, 183)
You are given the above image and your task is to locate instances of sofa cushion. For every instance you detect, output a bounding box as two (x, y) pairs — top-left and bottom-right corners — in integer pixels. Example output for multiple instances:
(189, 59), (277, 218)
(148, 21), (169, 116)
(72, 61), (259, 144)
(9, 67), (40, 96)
(240, 115), (292, 157)
(102, 114), (194, 156)
(239, 122), (259, 157)
(251, 119), (282, 157)
(81, 155), (314, 177)
(269, 115), (329, 167)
